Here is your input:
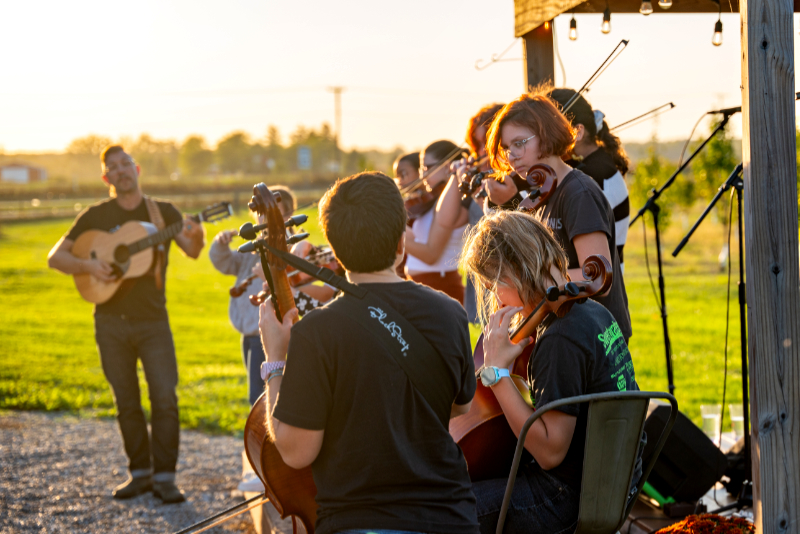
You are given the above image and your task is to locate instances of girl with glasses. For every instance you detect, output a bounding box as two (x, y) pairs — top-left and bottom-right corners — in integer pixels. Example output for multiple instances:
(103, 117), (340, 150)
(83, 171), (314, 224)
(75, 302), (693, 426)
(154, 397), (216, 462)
(486, 88), (631, 342)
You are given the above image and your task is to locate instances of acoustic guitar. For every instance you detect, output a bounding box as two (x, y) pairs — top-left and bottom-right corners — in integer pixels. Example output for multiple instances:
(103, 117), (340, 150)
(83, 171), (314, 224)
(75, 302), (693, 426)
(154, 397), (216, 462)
(71, 202), (232, 304)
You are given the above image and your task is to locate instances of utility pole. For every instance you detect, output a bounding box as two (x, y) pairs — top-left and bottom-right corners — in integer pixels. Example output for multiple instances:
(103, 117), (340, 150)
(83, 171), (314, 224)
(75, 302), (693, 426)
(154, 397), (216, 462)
(327, 86), (345, 171)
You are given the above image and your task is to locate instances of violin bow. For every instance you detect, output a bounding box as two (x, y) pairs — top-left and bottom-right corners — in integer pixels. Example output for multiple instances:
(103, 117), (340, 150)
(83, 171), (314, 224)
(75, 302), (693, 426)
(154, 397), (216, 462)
(562, 39), (629, 113)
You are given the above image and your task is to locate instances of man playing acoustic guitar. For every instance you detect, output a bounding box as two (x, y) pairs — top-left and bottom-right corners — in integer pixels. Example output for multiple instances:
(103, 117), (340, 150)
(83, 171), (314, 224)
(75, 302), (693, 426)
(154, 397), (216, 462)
(258, 172), (480, 533)
(47, 145), (205, 503)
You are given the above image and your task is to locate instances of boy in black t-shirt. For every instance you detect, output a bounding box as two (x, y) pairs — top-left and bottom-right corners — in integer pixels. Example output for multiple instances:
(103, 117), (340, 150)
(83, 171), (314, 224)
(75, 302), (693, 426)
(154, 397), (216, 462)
(258, 172), (479, 534)
(47, 146), (205, 503)
(460, 210), (636, 534)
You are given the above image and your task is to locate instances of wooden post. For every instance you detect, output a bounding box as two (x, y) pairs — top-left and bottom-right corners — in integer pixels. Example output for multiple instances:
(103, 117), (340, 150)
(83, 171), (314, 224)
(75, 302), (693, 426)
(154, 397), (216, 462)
(740, 0), (800, 531)
(522, 22), (554, 91)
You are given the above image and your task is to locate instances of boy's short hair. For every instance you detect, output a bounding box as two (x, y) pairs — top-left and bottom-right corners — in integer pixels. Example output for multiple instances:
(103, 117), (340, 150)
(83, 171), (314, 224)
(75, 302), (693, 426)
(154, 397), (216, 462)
(486, 85), (575, 174)
(319, 172), (406, 273)
(270, 185), (296, 216)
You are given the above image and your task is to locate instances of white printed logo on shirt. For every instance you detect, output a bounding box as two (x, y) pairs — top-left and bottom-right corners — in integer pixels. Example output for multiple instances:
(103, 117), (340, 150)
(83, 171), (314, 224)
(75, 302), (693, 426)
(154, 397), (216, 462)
(368, 307), (410, 355)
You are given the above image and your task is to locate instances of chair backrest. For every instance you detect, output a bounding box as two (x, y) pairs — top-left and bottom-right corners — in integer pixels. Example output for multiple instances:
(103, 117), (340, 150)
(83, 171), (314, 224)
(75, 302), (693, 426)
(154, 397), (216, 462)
(574, 397), (649, 534)
(494, 391), (677, 534)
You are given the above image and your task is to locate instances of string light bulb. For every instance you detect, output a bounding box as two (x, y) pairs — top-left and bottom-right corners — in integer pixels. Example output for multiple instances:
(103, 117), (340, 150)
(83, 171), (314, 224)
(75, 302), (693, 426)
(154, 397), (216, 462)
(712, 19), (723, 46)
(658, 0), (672, 9)
(639, 0), (653, 15)
(569, 16), (578, 40)
(601, 7), (611, 34)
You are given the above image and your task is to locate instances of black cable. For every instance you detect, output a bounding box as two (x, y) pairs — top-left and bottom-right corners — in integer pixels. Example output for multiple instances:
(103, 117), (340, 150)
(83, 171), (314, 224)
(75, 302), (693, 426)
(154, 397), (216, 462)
(719, 189), (735, 444)
(642, 217), (661, 309)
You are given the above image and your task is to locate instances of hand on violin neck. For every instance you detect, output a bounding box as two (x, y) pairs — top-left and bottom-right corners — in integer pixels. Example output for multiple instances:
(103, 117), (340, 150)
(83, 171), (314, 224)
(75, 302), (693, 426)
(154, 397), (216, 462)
(483, 306), (534, 370)
(258, 299), (298, 364)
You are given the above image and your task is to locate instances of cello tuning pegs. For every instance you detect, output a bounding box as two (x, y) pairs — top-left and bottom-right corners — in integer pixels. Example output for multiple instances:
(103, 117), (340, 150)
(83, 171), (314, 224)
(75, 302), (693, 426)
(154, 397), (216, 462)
(285, 214), (308, 228)
(564, 282), (580, 297)
(286, 232), (310, 245)
(545, 286), (561, 302)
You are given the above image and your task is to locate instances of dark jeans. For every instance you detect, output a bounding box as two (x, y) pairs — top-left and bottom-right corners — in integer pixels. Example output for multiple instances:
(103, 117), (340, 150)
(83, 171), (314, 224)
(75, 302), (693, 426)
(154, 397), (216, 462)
(95, 314), (179, 476)
(242, 335), (266, 406)
(473, 461), (580, 534)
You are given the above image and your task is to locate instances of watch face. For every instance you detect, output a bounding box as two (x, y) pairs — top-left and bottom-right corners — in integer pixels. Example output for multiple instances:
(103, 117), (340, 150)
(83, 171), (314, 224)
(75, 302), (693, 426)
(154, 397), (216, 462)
(480, 366), (498, 387)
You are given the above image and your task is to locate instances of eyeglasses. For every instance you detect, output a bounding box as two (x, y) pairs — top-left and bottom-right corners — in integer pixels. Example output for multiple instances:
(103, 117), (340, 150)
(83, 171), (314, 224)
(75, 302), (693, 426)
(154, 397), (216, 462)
(104, 157), (135, 175)
(500, 135), (536, 159)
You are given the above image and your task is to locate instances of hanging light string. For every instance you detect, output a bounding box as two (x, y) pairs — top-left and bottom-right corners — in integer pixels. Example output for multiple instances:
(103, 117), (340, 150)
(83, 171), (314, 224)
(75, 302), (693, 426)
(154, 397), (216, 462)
(712, 0), (723, 46)
(601, 4), (611, 34)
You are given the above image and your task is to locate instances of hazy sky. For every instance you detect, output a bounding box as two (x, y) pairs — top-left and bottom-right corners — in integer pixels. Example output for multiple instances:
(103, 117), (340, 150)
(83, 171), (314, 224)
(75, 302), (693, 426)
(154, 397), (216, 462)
(2, 1), (798, 153)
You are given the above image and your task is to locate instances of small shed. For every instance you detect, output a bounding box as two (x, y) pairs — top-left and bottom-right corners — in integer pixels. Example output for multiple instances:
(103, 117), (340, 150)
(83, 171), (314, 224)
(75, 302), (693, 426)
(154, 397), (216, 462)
(0, 163), (47, 184)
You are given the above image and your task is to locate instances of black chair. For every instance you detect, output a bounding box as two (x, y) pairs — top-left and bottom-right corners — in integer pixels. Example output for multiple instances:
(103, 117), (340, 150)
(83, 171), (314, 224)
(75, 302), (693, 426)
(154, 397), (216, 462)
(495, 391), (678, 534)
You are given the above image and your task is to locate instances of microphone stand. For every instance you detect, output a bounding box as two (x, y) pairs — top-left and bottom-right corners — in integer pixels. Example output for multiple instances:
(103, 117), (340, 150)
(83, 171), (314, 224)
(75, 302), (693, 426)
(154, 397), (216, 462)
(672, 162), (752, 513)
(629, 109), (738, 395)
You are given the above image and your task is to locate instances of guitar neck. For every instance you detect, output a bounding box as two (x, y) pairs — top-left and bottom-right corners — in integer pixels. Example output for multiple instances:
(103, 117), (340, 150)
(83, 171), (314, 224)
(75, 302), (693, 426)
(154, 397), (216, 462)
(128, 219), (186, 255)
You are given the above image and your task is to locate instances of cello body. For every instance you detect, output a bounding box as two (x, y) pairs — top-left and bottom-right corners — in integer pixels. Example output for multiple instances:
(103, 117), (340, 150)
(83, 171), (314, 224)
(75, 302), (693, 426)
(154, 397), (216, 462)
(449, 337), (534, 482)
(241, 183), (318, 533)
(244, 393), (317, 533)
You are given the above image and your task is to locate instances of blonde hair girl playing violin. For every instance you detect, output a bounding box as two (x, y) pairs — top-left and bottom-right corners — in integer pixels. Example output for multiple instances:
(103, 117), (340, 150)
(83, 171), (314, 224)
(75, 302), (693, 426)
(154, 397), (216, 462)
(461, 210), (637, 534)
(486, 86), (631, 341)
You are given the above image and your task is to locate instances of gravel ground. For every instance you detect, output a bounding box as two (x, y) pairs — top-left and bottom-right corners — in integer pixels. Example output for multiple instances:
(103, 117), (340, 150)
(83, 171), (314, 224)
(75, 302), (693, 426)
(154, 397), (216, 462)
(0, 411), (294, 534)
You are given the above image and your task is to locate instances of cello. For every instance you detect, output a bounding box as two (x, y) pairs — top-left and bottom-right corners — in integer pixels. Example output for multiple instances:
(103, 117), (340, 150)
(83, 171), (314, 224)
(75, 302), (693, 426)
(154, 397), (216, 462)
(241, 183), (318, 533)
(449, 254), (612, 482)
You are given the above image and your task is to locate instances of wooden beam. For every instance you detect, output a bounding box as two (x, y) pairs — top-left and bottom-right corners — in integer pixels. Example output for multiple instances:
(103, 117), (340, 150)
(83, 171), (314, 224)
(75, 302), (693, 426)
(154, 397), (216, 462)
(740, 0), (800, 531)
(522, 23), (555, 91)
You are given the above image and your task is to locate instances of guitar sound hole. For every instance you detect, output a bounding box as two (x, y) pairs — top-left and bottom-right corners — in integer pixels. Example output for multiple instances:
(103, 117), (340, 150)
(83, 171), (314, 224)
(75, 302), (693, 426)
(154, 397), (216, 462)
(114, 245), (130, 264)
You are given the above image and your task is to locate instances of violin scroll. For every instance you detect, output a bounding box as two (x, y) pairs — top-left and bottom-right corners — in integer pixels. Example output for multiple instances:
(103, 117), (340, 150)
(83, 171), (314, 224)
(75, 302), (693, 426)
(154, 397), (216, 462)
(517, 164), (558, 213)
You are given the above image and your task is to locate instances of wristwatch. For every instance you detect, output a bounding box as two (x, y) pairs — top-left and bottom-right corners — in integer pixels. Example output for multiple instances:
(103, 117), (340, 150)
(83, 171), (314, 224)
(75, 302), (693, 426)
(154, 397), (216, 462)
(260, 360), (286, 380)
(479, 366), (511, 388)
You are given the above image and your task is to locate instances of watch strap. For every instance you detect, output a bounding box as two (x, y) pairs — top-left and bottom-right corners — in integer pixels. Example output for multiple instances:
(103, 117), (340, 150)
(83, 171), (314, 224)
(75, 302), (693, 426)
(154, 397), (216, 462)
(260, 360), (286, 380)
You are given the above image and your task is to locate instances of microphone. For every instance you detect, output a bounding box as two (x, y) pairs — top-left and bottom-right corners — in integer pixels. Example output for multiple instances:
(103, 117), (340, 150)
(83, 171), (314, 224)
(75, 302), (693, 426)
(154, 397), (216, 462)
(708, 92), (800, 116)
(707, 105), (741, 115)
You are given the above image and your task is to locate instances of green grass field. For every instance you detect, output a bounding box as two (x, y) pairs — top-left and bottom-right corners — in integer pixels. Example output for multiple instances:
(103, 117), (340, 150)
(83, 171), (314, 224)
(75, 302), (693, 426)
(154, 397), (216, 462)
(0, 205), (744, 435)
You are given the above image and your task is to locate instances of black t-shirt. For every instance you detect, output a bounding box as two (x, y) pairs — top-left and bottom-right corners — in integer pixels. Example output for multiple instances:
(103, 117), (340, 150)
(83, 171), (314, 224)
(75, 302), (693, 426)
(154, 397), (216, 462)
(537, 169), (632, 340)
(274, 281), (479, 534)
(65, 197), (182, 320)
(528, 299), (637, 491)
(570, 150), (631, 264)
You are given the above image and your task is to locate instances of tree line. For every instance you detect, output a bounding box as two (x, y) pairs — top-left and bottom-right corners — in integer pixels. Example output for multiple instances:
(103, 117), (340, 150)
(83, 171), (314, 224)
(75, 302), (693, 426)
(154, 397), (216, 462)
(65, 124), (401, 180)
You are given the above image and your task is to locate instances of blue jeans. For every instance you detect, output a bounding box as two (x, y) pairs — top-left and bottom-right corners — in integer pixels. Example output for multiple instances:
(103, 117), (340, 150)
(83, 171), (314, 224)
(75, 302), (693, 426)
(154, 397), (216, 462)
(473, 462), (580, 534)
(242, 335), (266, 406)
(94, 314), (179, 476)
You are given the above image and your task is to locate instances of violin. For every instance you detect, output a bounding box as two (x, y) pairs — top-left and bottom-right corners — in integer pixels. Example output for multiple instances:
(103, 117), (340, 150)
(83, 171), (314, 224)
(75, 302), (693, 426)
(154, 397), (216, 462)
(229, 273), (259, 298)
(242, 183), (317, 533)
(403, 180), (446, 219)
(287, 247), (340, 287)
(517, 164), (558, 213)
(248, 247), (341, 306)
(449, 254), (612, 482)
